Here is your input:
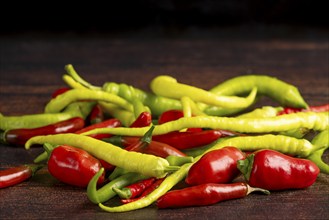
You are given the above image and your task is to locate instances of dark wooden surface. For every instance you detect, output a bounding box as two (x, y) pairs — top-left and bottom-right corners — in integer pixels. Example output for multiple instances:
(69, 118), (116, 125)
(0, 27), (328, 220)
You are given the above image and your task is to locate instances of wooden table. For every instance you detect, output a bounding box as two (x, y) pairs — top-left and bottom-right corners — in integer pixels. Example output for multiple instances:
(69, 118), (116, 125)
(1, 26), (328, 219)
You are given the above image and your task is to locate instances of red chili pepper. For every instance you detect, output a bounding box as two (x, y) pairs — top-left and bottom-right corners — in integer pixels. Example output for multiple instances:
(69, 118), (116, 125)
(237, 149), (320, 190)
(75, 118), (121, 140)
(185, 146), (245, 185)
(157, 109), (202, 132)
(277, 103), (329, 115)
(130, 111), (152, 128)
(0, 164), (43, 188)
(157, 109), (184, 124)
(1, 117), (85, 146)
(156, 182), (269, 208)
(113, 177), (156, 199)
(51, 87), (71, 99)
(153, 130), (224, 150)
(105, 135), (186, 158)
(88, 104), (105, 124)
(46, 145), (105, 188)
(121, 177), (165, 204)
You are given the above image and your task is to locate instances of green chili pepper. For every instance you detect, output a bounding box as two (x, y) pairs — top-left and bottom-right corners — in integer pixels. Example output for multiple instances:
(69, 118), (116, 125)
(87, 169), (146, 204)
(99, 102), (135, 127)
(25, 133), (179, 178)
(65, 64), (102, 91)
(62, 74), (89, 90)
(44, 89), (133, 113)
(103, 82), (182, 116)
(81, 112), (328, 137)
(307, 130), (329, 174)
(165, 155), (194, 166)
(237, 106), (283, 118)
(150, 75), (258, 109)
(208, 75), (308, 108)
(0, 102), (95, 131)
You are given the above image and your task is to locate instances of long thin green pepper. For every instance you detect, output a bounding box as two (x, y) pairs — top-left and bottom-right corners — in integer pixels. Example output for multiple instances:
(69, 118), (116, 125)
(81, 112), (329, 136)
(45, 89), (133, 113)
(150, 75), (258, 109)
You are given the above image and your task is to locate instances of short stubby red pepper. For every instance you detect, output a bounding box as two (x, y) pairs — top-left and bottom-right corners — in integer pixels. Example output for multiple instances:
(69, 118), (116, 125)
(0, 164), (42, 188)
(1, 117), (85, 146)
(278, 103), (329, 115)
(185, 146), (245, 185)
(237, 149), (320, 190)
(75, 118), (121, 140)
(156, 182), (269, 208)
(153, 130), (224, 150)
(47, 145), (105, 188)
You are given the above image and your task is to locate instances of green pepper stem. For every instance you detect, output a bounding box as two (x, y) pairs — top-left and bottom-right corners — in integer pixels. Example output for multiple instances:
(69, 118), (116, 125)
(237, 154), (255, 181)
(141, 126), (154, 144)
(112, 187), (131, 199)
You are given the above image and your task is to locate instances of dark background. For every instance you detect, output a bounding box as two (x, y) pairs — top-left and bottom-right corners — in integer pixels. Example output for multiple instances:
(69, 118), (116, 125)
(1, 0), (328, 35)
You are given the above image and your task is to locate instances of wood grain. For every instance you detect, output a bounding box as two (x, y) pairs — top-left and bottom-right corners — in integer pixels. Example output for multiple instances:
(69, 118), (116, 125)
(0, 27), (328, 220)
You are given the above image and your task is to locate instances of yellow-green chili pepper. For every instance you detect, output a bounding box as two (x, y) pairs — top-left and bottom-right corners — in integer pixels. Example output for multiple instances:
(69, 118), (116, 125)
(0, 101), (95, 130)
(45, 89), (133, 113)
(81, 112), (328, 136)
(237, 106), (283, 118)
(25, 133), (179, 178)
(150, 75), (258, 109)
(209, 75), (308, 109)
(99, 102), (135, 127)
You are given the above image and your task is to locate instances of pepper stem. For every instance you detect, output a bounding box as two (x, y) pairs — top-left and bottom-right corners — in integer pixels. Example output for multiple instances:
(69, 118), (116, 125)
(141, 126), (154, 144)
(237, 154), (255, 181)
(246, 184), (270, 195)
(112, 187), (131, 199)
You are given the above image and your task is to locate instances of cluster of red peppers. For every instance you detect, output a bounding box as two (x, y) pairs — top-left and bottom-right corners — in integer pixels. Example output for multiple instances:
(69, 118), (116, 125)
(0, 86), (328, 210)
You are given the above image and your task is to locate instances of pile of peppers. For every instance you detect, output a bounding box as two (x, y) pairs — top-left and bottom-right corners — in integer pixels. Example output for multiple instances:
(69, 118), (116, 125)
(0, 64), (328, 212)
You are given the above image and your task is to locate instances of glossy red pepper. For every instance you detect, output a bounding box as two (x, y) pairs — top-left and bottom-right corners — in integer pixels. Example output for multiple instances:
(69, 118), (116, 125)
(277, 103), (329, 115)
(0, 164), (42, 188)
(75, 118), (121, 140)
(153, 130), (224, 150)
(88, 104), (104, 124)
(51, 87), (71, 98)
(185, 146), (245, 185)
(130, 111), (152, 128)
(156, 182), (269, 208)
(121, 177), (165, 204)
(113, 177), (156, 199)
(1, 117), (85, 146)
(237, 149), (320, 190)
(47, 145), (105, 188)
